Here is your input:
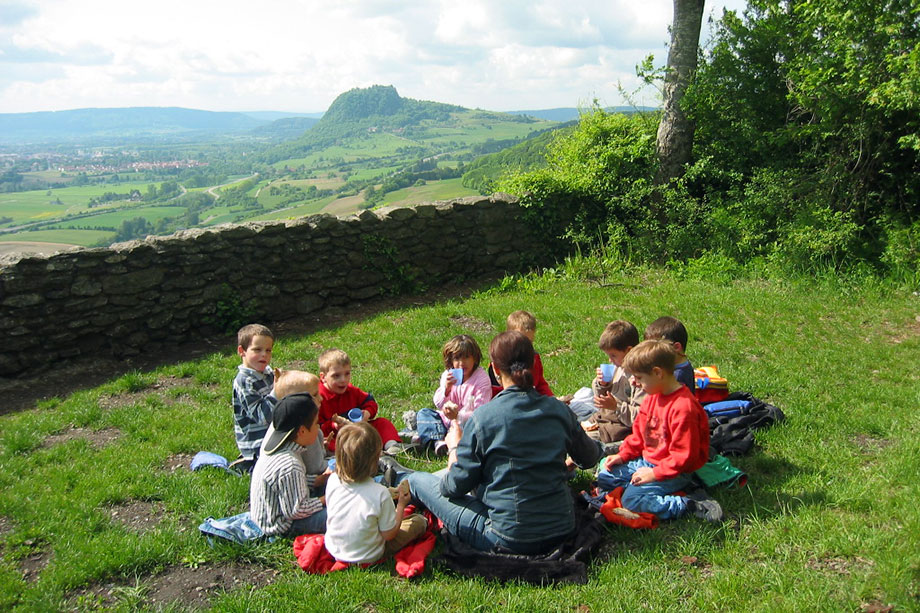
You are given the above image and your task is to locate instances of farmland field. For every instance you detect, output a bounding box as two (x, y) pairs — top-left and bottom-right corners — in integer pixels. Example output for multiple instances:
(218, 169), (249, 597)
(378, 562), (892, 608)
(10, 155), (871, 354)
(0, 228), (113, 247)
(379, 177), (478, 207)
(0, 181), (157, 225)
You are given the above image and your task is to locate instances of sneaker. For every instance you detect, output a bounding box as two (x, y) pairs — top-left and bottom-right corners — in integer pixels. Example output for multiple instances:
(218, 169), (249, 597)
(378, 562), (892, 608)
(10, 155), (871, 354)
(378, 455), (414, 487)
(401, 410), (417, 431)
(228, 456), (256, 474)
(433, 441), (449, 457)
(686, 497), (724, 523)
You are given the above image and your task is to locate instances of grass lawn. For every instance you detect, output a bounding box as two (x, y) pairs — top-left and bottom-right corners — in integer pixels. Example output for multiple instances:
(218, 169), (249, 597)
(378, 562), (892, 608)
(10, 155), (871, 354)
(0, 260), (917, 611)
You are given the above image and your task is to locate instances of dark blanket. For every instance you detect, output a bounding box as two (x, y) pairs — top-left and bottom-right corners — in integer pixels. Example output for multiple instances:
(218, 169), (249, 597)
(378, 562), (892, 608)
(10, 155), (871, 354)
(433, 492), (605, 585)
(708, 391), (786, 456)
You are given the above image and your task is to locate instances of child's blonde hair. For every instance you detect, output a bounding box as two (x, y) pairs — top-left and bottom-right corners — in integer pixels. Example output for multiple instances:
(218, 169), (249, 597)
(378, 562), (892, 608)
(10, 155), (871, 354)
(273, 369), (319, 400)
(442, 335), (482, 369)
(318, 348), (350, 374)
(623, 339), (678, 375)
(334, 422), (381, 483)
(506, 310), (536, 333)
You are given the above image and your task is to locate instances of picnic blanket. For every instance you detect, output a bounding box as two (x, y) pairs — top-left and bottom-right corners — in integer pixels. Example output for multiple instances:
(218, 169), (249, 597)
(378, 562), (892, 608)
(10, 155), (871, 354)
(293, 508), (439, 579)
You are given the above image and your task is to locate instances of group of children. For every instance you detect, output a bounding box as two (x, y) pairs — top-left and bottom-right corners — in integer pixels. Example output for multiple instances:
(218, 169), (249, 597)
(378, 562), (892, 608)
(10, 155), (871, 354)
(231, 310), (721, 566)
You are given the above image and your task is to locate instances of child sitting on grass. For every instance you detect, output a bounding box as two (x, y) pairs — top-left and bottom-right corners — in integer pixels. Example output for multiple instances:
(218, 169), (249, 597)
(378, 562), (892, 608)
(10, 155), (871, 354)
(250, 392), (327, 536)
(488, 310), (554, 397)
(415, 334), (492, 455)
(231, 323), (276, 472)
(272, 369), (332, 491)
(644, 316), (695, 392)
(582, 320), (645, 445)
(596, 339), (722, 522)
(318, 348), (401, 453)
(324, 422), (427, 565)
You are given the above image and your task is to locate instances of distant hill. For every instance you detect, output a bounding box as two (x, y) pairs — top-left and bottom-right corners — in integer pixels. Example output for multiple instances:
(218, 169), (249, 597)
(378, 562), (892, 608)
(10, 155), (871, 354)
(507, 106), (657, 122)
(251, 116), (321, 140)
(242, 111), (324, 121)
(263, 85), (542, 163)
(0, 107), (268, 144)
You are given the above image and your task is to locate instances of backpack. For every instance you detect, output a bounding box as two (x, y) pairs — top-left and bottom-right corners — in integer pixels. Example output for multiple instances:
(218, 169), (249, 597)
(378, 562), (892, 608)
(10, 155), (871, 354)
(707, 392), (786, 456)
(694, 366), (730, 404)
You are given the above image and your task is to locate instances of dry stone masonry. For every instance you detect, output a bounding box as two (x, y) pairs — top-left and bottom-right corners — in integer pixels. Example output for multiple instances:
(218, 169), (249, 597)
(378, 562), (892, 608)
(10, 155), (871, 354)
(0, 195), (546, 376)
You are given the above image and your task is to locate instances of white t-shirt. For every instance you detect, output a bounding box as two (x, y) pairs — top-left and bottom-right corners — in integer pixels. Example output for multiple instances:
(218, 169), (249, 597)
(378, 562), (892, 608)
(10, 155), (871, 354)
(324, 473), (397, 564)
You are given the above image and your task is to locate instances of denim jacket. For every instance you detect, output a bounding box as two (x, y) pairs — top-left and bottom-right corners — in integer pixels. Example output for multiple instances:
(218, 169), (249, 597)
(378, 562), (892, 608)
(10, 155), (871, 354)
(441, 386), (603, 545)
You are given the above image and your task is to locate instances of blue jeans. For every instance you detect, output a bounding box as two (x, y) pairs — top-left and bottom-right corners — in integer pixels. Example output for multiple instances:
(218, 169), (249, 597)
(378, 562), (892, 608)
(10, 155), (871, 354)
(416, 408), (447, 444)
(407, 471), (558, 554)
(286, 508), (327, 536)
(596, 458), (690, 519)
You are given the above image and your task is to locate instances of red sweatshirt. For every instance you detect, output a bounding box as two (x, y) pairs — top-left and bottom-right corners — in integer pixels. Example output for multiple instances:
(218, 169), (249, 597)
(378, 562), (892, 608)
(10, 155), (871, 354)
(617, 385), (709, 481)
(318, 382), (378, 437)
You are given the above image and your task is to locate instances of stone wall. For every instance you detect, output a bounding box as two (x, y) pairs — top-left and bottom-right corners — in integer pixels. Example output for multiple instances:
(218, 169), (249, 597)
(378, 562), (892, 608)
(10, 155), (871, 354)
(0, 195), (548, 377)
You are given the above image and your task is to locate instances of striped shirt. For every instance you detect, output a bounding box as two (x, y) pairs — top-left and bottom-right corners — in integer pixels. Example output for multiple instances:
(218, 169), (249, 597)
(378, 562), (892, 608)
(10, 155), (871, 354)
(249, 440), (324, 536)
(232, 365), (275, 460)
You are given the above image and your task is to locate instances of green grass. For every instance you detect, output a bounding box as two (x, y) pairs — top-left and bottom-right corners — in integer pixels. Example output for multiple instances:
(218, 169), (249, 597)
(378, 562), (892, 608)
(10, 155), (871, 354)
(1, 260), (918, 611)
(379, 178), (479, 207)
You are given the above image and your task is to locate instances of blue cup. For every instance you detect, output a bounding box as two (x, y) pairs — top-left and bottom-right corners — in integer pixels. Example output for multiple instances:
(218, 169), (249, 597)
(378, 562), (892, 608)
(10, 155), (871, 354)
(600, 363), (616, 383)
(449, 368), (464, 385)
(348, 407), (363, 422)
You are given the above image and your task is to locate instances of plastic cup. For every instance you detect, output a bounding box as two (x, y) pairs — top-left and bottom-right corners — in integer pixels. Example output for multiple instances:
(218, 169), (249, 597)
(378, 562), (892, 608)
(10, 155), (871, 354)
(348, 407), (363, 422)
(600, 363), (616, 383)
(449, 368), (464, 385)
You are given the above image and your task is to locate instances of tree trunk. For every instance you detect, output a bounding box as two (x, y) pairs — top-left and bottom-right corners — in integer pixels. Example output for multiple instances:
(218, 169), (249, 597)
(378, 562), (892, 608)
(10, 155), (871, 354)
(656, 0), (706, 184)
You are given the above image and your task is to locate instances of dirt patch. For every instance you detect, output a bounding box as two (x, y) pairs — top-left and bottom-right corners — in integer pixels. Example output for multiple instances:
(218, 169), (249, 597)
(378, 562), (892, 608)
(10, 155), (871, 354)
(0, 515), (12, 538)
(19, 541), (52, 582)
(71, 562), (279, 610)
(98, 375), (198, 410)
(108, 500), (166, 534)
(852, 434), (892, 453)
(806, 555), (874, 576)
(42, 427), (121, 449)
(448, 315), (495, 335)
(163, 452), (196, 473)
(888, 315), (920, 344)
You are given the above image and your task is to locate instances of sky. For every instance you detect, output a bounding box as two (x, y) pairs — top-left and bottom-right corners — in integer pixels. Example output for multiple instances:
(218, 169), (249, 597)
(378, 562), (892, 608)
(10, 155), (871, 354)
(0, 0), (748, 115)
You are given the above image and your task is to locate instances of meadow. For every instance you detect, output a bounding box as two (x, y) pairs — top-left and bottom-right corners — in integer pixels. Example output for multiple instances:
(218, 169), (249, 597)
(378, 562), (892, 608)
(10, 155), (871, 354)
(0, 257), (917, 611)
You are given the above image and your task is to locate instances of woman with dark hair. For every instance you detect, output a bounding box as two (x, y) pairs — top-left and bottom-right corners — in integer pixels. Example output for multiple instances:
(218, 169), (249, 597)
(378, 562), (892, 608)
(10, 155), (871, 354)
(407, 331), (603, 554)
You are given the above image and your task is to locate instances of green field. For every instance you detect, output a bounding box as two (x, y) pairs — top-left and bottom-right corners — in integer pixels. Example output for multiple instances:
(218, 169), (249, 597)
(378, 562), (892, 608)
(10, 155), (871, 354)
(52, 206), (183, 229)
(0, 228), (114, 246)
(0, 181), (157, 226)
(379, 177), (479, 206)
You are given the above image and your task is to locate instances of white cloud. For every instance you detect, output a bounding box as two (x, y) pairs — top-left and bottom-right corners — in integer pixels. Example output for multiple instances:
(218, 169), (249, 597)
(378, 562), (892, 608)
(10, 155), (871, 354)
(0, 0), (752, 113)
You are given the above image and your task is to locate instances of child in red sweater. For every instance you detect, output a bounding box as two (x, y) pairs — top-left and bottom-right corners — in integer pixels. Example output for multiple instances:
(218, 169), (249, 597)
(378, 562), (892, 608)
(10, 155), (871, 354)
(318, 348), (400, 453)
(488, 310), (553, 397)
(596, 340), (722, 521)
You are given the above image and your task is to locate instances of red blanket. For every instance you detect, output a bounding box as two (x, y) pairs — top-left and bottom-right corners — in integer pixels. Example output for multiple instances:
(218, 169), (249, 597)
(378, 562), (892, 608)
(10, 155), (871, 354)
(293, 508), (439, 578)
(599, 487), (660, 529)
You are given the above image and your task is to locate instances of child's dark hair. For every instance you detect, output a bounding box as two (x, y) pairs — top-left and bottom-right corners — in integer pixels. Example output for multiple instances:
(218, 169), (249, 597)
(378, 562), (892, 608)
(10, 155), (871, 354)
(598, 320), (640, 352)
(334, 422), (381, 483)
(237, 323), (274, 349)
(488, 331), (534, 390)
(442, 334), (482, 369)
(623, 339), (678, 375)
(644, 316), (689, 350)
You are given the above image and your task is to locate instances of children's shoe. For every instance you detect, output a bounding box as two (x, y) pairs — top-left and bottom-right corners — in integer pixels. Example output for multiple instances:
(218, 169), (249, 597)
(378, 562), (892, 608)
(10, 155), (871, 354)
(401, 410), (417, 431)
(686, 496), (724, 522)
(227, 456), (256, 475)
(433, 441), (449, 457)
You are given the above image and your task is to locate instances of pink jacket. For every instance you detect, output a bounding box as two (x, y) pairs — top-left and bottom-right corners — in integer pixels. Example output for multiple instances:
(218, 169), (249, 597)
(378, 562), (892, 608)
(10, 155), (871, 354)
(432, 366), (493, 428)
